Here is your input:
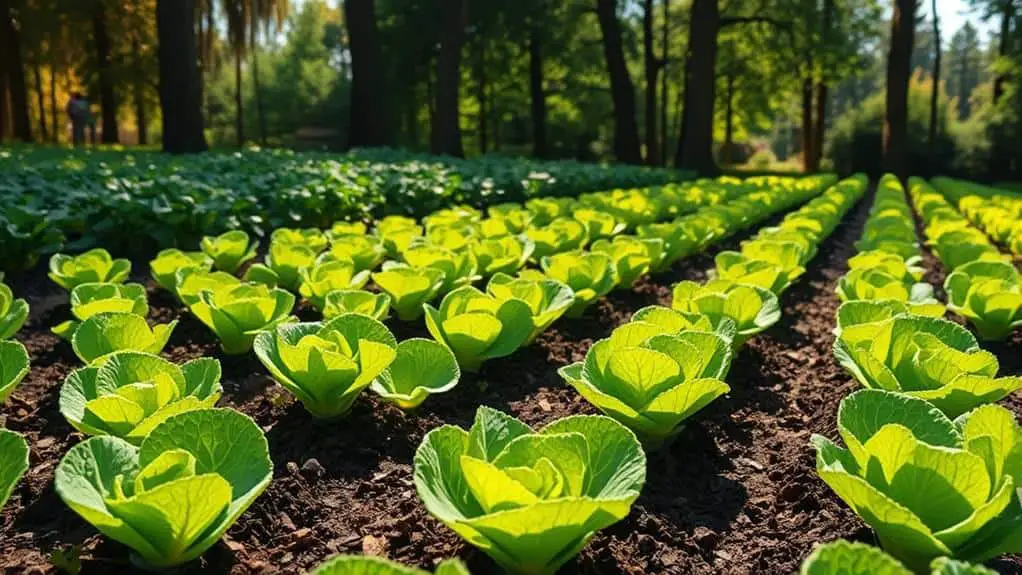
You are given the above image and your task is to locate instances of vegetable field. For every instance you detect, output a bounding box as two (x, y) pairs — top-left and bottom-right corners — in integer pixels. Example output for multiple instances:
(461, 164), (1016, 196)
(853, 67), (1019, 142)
(1, 151), (1021, 575)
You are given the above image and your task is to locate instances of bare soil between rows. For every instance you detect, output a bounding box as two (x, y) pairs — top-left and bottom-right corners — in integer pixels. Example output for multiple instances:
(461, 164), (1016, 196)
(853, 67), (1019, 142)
(2, 194), (1021, 575)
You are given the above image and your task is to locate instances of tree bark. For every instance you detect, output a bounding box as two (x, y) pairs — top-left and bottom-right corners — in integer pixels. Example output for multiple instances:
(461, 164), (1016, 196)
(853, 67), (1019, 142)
(528, 24), (548, 159)
(49, 50), (58, 142)
(992, 1), (1013, 105)
(474, 38), (487, 154)
(642, 0), (660, 165)
(93, 3), (119, 143)
(157, 0), (207, 153)
(723, 72), (735, 165)
(660, 0), (669, 165)
(596, 0), (642, 164)
(1, 0), (32, 142)
(33, 58), (48, 142)
(234, 49), (244, 146)
(801, 76), (813, 172)
(431, 0), (465, 157)
(345, 0), (390, 147)
(883, 0), (916, 178)
(675, 0), (718, 173)
(251, 29), (267, 145)
(927, 0), (940, 163)
(810, 0), (833, 172)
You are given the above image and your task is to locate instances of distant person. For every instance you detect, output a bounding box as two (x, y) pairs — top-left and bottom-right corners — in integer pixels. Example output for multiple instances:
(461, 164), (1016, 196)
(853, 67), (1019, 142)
(66, 92), (89, 147)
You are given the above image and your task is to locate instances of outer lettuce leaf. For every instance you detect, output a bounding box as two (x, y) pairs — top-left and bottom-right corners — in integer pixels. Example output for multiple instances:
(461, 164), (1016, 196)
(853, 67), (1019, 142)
(200, 230), (258, 274)
(71, 312), (177, 365)
(49, 249), (131, 291)
(0, 429), (29, 510)
(0, 282), (28, 340)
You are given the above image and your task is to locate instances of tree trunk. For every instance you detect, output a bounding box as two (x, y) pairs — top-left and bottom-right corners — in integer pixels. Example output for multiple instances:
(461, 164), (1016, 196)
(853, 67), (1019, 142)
(810, 0), (833, 172)
(927, 0), (940, 163)
(251, 30), (267, 145)
(660, 0), (669, 165)
(528, 25), (548, 159)
(675, 0), (718, 174)
(474, 39), (487, 154)
(989, 1), (1013, 178)
(723, 72), (735, 165)
(992, 2), (1013, 105)
(883, 0), (916, 178)
(596, 0), (642, 164)
(93, 3), (119, 143)
(33, 58), (48, 141)
(234, 49), (244, 146)
(157, 0), (207, 153)
(1, 0), (32, 142)
(196, 2), (205, 114)
(801, 76), (813, 172)
(642, 0), (659, 165)
(956, 42), (968, 120)
(346, 0), (390, 147)
(49, 51), (58, 142)
(431, 0), (464, 157)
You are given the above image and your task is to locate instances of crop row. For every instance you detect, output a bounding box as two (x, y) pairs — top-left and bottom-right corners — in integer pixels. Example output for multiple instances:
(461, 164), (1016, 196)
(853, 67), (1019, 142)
(932, 177), (1022, 258)
(800, 174), (1022, 574)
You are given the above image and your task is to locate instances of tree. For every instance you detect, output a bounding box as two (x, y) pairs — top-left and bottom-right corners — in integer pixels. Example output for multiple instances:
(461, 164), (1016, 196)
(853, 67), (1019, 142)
(1, 0), (33, 142)
(675, 0), (719, 173)
(156, 0), (207, 153)
(528, 9), (547, 158)
(345, 0), (390, 147)
(884, 0), (918, 178)
(430, 0), (464, 157)
(92, 1), (119, 143)
(223, 0), (247, 145)
(927, 0), (941, 160)
(946, 22), (982, 119)
(595, 0), (642, 164)
(642, 0), (661, 165)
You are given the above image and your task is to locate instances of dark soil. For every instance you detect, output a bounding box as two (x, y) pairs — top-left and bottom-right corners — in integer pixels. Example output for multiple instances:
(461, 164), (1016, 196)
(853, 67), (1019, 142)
(2, 192), (1021, 575)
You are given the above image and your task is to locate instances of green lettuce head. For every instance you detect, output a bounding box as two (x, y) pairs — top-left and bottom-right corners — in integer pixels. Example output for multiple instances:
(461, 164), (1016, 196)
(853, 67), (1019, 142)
(174, 269), (242, 305)
(539, 251), (616, 318)
(264, 241), (319, 291)
(812, 390), (1022, 570)
(714, 240), (805, 295)
(559, 321), (732, 449)
(415, 407), (646, 575)
(55, 408), (271, 568)
(837, 268), (945, 318)
(371, 338), (461, 410)
(189, 283), (296, 354)
(49, 249), (131, 291)
(486, 273), (575, 345)
(52, 282), (149, 341)
(374, 216), (423, 258)
(149, 249), (213, 295)
(329, 221), (367, 237)
(200, 230), (259, 274)
(299, 259), (372, 311)
(310, 555), (470, 575)
(833, 313), (1022, 418)
(372, 264), (446, 321)
(322, 290), (391, 321)
(671, 279), (780, 348)
(527, 217), (588, 259)
(0, 340), (30, 403)
(254, 314), (398, 419)
(945, 260), (1022, 341)
(59, 351), (222, 442)
(591, 236), (665, 289)
(0, 429), (29, 510)
(71, 312), (178, 365)
(271, 227), (329, 253)
(424, 286), (534, 373)
(0, 282), (29, 340)
(636, 222), (698, 271)
(799, 540), (998, 575)
(572, 208), (626, 241)
(403, 245), (480, 294)
(326, 234), (388, 273)
(470, 235), (534, 277)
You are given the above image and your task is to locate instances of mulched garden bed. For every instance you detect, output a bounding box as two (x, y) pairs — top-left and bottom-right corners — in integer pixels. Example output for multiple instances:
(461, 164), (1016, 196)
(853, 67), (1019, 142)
(2, 191), (1021, 574)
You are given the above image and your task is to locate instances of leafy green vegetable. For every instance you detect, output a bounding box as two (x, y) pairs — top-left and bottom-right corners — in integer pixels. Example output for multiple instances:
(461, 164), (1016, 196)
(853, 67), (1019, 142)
(371, 338), (460, 410)
(487, 273), (575, 345)
(54, 408), (271, 568)
(0, 282), (29, 340)
(309, 555), (471, 575)
(325, 234), (388, 273)
(322, 290), (391, 321)
(526, 217), (587, 259)
(71, 312), (178, 365)
(372, 264), (446, 321)
(149, 249), (213, 295)
(200, 230), (258, 274)
(52, 283), (149, 341)
(945, 261), (1022, 341)
(591, 236), (664, 288)
(59, 351), (222, 442)
(271, 227), (329, 253)
(174, 269), (242, 305)
(559, 322), (732, 449)
(403, 245), (480, 294)
(188, 283), (296, 354)
(714, 240), (805, 295)
(0, 429), (29, 510)
(537, 251), (616, 318)
(837, 258), (945, 318)
(671, 279), (780, 348)
(833, 314), (1022, 417)
(470, 235), (534, 277)
(299, 259), (372, 311)
(254, 314), (397, 419)
(0, 340), (30, 403)
(264, 241), (319, 291)
(812, 390), (1022, 570)
(424, 286), (533, 372)
(572, 208), (626, 241)
(414, 406), (646, 575)
(329, 221), (368, 237)
(799, 540), (998, 575)
(374, 216), (423, 258)
(49, 249), (132, 291)
(636, 222), (699, 272)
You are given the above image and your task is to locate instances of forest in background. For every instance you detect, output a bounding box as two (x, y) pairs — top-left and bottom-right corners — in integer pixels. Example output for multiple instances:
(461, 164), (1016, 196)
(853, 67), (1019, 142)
(0, 0), (1021, 180)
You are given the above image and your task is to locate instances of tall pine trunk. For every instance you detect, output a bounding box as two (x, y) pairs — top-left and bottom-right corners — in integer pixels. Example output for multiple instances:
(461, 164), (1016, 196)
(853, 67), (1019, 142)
(529, 24), (548, 158)
(474, 38), (487, 154)
(157, 0), (207, 153)
(660, 0), (669, 165)
(809, 0), (833, 172)
(801, 76), (814, 172)
(49, 52), (58, 142)
(642, 0), (659, 165)
(234, 48), (244, 146)
(345, 0), (390, 147)
(675, 0), (718, 174)
(927, 0), (940, 165)
(596, 0), (642, 164)
(431, 0), (465, 157)
(883, 0), (916, 178)
(33, 58), (47, 141)
(1, 0), (33, 142)
(723, 72), (735, 165)
(93, 3), (119, 143)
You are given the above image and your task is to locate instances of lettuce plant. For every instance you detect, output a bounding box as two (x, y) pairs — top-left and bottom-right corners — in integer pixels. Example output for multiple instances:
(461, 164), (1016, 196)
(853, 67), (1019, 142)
(527, 217), (587, 259)
(370, 338), (460, 410)
(149, 249), (213, 294)
(310, 555), (470, 575)
(189, 283), (296, 354)
(403, 245), (480, 293)
(52, 283), (149, 340)
(799, 540), (997, 575)
(424, 286), (533, 372)
(299, 259), (372, 311)
(55, 408), (271, 568)
(559, 322), (732, 449)
(526, 197), (576, 226)
(60, 351), (222, 442)
(714, 241), (805, 295)
(174, 269), (242, 306)
(0, 282), (28, 340)
(0, 429), (29, 509)
(945, 261), (1022, 341)
(631, 305), (739, 344)
(812, 389), (1022, 570)
(470, 235), (534, 277)
(837, 266), (945, 318)
(49, 249), (131, 291)
(591, 236), (664, 288)
(0, 340), (30, 403)
(372, 264), (446, 321)
(487, 273), (575, 344)
(329, 221), (367, 237)
(322, 290), (391, 321)
(254, 314), (398, 418)
(488, 203), (534, 234)
(538, 251), (616, 318)
(271, 227), (330, 253)
(326, 234), (388, 272)
(263, 241), (320, 291)
(636, 222), (698, 271)
(71, 312), (178, 365)
(200, 230), (258, 274)
(573, 208), (626, 241)
(414, 406), (646, 575)
(425, 224), (477, 252)
(671, 280), (781, 348)
(833, 314), (1022, 417)
(374, 216), (423, 258)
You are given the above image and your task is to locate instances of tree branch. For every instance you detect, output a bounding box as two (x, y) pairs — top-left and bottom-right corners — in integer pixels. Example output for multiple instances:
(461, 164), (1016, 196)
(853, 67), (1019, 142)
(719, 15), (791, 29)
